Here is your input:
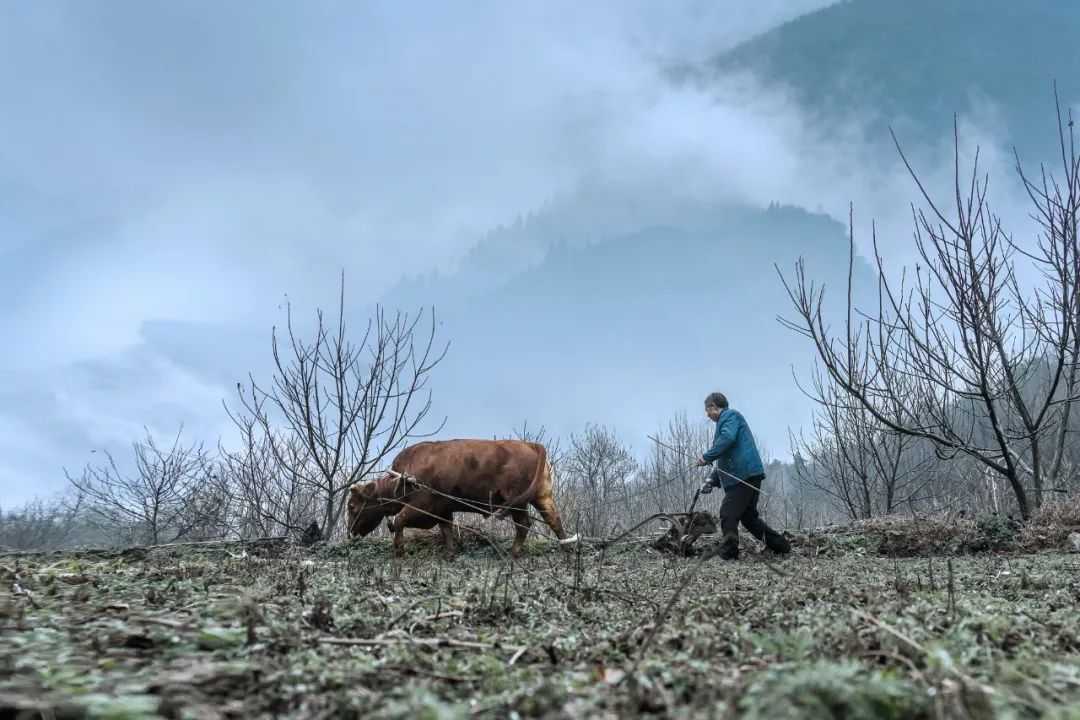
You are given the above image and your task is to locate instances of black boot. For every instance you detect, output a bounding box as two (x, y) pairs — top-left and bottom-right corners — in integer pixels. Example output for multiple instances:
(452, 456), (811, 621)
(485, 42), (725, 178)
(764, 529), (791, 555)
(718, 532), (739, 560)
(743, 513), (792, 556)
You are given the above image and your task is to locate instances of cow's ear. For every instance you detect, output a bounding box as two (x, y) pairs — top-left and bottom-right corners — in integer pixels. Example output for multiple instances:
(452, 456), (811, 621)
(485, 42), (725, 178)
(354, 482), (374, 499)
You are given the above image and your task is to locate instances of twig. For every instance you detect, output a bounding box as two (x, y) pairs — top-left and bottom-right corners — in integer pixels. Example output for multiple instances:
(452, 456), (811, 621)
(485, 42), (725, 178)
(130, 615), (189, 630)
(852, 609), (925, 655)
(947, 558), (957, 618)
(597, 513), (692, 549)
(420, 611), (463, 624)
(408, 611), (464, 636)
(317, 635), (526, 659)
(509, 646), (528, 665)
(385, 665), (480, 683)
(384, 596), (447, 631)
(852, 608), (993, 694)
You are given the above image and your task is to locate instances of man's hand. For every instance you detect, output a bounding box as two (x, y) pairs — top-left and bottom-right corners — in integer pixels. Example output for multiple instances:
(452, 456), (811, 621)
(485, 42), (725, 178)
(694, 456), (709, 467)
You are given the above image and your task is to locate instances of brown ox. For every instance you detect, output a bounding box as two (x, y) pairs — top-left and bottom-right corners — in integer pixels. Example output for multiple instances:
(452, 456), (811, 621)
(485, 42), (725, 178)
(345, 439), (576, 557)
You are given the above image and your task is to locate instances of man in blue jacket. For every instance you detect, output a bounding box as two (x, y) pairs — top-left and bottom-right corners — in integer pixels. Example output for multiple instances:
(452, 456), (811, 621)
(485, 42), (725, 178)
(695, 392), (791, 560)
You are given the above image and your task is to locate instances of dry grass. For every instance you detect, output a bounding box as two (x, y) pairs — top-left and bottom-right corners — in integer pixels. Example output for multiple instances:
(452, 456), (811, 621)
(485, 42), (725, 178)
(791, 505), (1080, 558)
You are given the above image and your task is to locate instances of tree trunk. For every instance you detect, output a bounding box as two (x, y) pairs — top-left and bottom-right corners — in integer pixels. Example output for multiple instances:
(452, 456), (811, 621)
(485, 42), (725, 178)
(1005, 469), (1031, 521)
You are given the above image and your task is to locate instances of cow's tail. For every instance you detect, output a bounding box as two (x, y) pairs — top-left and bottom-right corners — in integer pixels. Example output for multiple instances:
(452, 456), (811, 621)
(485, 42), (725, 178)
(494, 443), (549, 519)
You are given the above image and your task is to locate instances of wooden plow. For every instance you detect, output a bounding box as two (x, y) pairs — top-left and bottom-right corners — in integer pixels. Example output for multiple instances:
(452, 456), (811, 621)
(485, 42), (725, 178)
(597, 511), (718, 557)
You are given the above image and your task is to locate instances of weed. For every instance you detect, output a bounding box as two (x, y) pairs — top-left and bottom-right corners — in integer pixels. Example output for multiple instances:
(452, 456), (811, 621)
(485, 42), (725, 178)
(1, 530), (1079, 718)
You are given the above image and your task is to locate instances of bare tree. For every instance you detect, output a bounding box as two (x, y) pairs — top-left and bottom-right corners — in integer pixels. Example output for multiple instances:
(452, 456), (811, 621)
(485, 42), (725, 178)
(779, 98), (1080, 520)
(508, 421), (565, 472)
(179, 464), (237, 541)
(227, 274), (448, 540)
(561, 424), (638, 537)
(218, 422), (323, 540)
(0, 495), (85, 551)
(65, 425), (217, 545)
(784, 451), (837, 529)
(1014, 98), (1080, 498)
(789, 367), (939, 520)
(639, 411), (712, 514)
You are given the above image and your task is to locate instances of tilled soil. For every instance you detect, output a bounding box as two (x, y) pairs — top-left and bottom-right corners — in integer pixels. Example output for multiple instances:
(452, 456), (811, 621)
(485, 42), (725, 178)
(2, 533), (1079, 718)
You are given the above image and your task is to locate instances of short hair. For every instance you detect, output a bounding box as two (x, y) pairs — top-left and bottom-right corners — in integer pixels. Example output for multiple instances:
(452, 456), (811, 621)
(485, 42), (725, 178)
(704, 392), (728, 409)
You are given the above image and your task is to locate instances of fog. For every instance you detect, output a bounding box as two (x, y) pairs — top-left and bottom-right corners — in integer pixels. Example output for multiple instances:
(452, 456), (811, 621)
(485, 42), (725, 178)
(0, 1), (1055, 505)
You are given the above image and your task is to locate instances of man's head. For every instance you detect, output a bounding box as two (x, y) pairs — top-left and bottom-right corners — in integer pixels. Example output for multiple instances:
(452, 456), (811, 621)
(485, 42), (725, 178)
(704, 392), (728, 421)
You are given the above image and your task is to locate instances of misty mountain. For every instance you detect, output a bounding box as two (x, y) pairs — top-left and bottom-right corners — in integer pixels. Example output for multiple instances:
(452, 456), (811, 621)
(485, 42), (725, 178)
(401, 0), (1080, 316)
(384, 201), (874, 456)
(704, 0), (1080, 161)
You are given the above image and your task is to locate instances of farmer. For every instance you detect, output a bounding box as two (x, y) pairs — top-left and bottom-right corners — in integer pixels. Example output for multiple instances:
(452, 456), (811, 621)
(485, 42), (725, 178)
(695, 392), (791, 560)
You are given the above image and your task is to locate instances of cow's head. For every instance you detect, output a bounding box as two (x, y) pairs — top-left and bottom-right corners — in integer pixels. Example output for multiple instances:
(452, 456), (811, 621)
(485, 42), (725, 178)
(346, 472), (417, 538)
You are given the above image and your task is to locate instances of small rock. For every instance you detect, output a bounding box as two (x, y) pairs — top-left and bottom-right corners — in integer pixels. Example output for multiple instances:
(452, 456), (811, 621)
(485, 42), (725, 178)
(304, 597), (335, 632)
(197, 626), (244, 650)
(603, 668), (626, 685)
(1068, 532), (1080, 552)
(57, 573), (92, 585)
(123, 632), (156, 650)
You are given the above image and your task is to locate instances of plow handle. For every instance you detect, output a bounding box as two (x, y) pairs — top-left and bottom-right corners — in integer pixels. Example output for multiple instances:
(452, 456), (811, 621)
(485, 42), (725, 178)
(685, 485), (703, 516)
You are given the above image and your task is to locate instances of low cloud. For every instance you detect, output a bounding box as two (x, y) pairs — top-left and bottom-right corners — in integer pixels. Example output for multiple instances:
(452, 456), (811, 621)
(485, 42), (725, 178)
(2, 0), (1044, 504)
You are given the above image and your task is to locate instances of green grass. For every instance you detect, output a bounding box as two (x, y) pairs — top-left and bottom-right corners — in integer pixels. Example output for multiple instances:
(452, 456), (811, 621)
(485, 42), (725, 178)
(2, 532), (1079, 718)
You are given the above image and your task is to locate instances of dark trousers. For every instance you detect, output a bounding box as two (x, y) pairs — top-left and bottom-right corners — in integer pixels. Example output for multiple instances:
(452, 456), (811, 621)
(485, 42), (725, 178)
(718, 474), (791, 558)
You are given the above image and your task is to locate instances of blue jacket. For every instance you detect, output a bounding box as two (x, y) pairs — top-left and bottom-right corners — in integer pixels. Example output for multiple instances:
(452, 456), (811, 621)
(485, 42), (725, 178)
(702, 408), (765, 489)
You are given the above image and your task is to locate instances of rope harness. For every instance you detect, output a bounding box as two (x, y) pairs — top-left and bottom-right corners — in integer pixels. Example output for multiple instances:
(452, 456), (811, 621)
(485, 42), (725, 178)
(353, 471), (724, 556)
(351, 433), (779, 553)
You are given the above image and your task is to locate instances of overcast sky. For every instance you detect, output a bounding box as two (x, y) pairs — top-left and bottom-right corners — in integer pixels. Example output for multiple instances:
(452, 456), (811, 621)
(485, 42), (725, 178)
(2, 1), (1039, 507)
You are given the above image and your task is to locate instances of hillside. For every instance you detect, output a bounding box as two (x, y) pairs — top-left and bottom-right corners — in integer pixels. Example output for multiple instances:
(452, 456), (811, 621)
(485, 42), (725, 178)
(705, 0), (1080, 161)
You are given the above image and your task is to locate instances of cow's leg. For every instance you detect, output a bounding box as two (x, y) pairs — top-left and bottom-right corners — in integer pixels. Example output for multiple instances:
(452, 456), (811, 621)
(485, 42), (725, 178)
(509, 509), (531, 558)
(533, 492), (574, 545)
(438, 515), (457, 558)
(389, 506), (424, 556)
(389, 514), (406, 557)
